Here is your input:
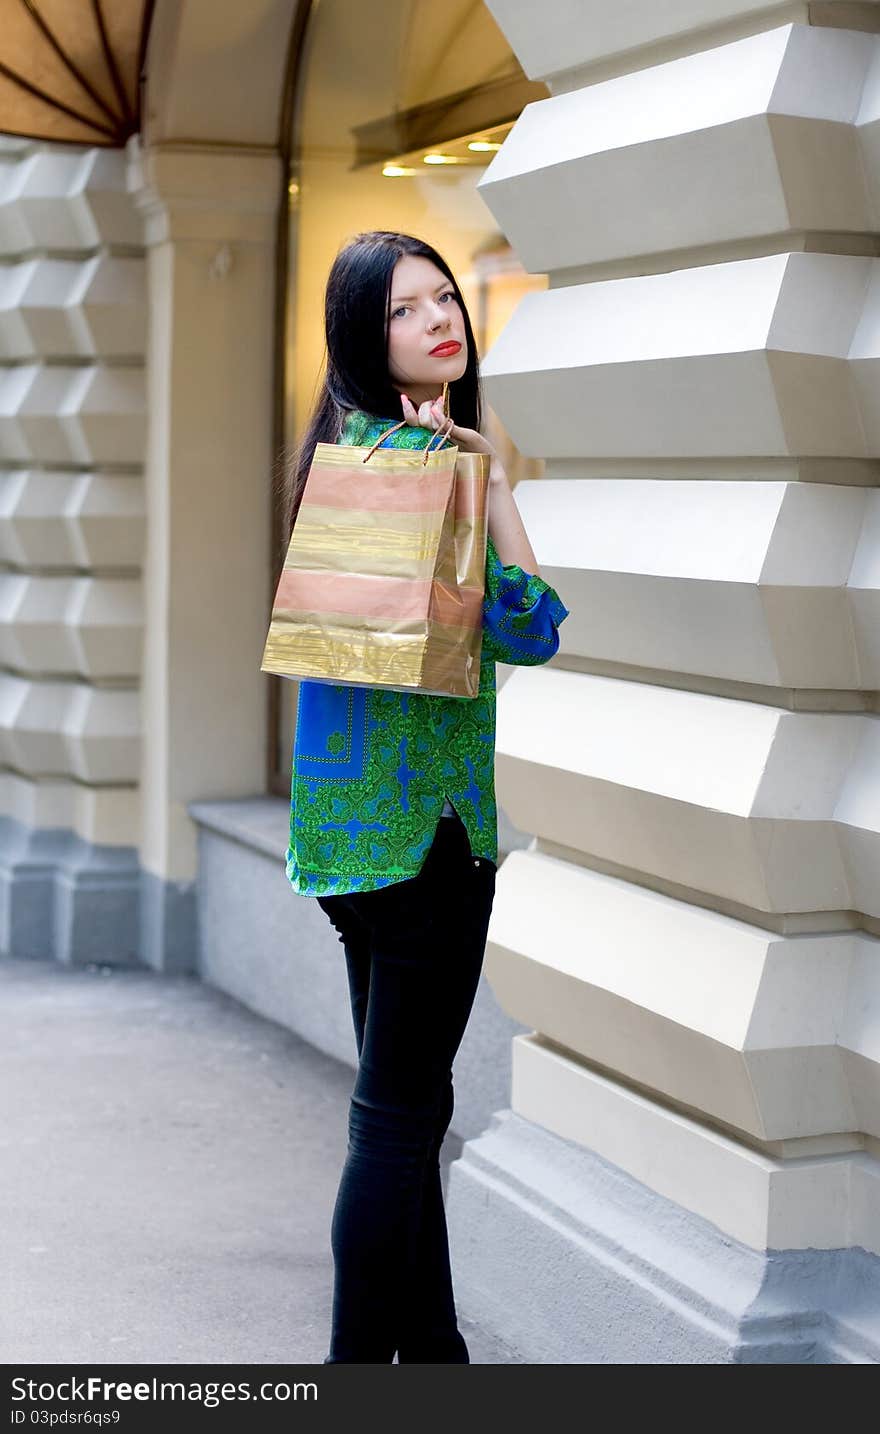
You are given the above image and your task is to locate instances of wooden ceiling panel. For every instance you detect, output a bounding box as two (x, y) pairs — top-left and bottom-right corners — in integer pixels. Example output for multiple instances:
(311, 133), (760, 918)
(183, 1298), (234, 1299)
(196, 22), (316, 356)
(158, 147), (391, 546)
(0, 0), (154, 147)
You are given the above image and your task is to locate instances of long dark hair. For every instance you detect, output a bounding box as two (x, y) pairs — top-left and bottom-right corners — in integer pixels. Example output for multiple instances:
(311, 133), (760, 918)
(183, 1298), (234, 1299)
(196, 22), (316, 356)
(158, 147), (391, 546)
(274, 230), (484, 567)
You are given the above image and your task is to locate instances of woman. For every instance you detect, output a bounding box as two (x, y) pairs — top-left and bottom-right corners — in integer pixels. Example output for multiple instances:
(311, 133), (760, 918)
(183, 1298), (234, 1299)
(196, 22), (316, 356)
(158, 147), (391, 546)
(278, 230), (570, 1364)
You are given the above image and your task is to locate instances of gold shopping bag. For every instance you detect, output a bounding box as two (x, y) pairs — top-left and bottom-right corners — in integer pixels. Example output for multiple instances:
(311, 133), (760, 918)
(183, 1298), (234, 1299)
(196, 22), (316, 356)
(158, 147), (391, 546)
(260, 415), (490, 698)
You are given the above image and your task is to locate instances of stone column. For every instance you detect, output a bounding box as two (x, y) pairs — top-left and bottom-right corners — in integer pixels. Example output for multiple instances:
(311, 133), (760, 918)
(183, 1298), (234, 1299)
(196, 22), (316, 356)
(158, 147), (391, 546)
(0, 137), (146, 966)
(447, 0), (880, 1362)
(126, 140), (279, 972)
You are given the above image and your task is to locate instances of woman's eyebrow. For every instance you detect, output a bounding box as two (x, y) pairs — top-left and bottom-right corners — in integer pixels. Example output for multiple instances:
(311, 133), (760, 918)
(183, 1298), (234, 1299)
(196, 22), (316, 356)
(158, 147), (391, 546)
(390, 283), (453, 303)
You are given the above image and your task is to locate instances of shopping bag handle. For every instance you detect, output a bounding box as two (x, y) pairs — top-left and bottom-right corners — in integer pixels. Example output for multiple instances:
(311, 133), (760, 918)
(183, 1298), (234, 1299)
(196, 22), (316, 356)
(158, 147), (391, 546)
(363, 414), (455, 466)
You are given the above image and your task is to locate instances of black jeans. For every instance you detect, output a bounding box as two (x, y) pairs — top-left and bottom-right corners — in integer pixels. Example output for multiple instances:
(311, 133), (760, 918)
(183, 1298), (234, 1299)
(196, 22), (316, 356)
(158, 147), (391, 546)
(316, 809), (497, 1364)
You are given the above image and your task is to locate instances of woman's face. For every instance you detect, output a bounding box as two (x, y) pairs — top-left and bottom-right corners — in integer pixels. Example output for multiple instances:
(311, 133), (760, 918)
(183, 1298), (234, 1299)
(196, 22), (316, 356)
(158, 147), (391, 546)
(386, 254), (467, 405)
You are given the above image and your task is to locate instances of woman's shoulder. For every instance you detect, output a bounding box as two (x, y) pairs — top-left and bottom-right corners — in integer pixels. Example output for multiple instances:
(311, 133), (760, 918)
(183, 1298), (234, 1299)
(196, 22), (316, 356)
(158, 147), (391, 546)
(337, 410), (364, 446)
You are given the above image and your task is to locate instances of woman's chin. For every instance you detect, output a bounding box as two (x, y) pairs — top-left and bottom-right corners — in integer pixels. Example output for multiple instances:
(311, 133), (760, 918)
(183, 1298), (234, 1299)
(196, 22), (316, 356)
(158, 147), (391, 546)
(425, 357), (467, 380)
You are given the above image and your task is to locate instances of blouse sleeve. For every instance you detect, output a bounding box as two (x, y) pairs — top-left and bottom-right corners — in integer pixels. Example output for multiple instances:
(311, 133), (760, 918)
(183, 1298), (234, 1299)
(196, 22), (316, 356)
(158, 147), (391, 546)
(481, 532), (570, 666)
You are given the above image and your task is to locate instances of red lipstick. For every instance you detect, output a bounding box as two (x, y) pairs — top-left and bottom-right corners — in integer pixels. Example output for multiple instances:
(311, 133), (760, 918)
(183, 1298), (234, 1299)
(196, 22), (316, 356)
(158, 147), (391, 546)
(429, 340), (461, 356)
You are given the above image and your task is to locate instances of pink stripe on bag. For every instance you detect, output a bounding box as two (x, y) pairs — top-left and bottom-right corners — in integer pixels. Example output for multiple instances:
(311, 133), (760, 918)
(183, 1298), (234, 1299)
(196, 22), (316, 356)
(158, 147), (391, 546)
(275, 568), (484, 626)
(303, 464), (454, 514)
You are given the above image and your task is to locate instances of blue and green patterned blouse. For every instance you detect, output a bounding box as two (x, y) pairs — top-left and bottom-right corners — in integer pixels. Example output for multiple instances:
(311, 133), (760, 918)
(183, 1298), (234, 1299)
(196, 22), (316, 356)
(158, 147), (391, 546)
(285, 408), (570, 897)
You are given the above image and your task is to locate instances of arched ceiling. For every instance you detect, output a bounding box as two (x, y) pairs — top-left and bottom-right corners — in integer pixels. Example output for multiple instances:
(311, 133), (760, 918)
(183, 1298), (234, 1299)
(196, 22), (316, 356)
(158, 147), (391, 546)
(0, 0), (303, 150)
(143, 0), (302, 150)
(0, 0), (155, 147)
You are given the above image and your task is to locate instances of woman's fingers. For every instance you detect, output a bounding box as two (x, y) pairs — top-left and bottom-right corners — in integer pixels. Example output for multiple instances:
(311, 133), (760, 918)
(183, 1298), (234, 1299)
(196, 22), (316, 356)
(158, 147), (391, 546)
(400, 392), (426, 425)
(400, 393), (420, 424)
(399, 392), (450, 430)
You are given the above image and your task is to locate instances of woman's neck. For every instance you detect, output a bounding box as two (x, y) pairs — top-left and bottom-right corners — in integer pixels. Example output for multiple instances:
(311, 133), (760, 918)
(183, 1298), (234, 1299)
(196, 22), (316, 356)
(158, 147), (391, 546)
(391, 384), (443, 408)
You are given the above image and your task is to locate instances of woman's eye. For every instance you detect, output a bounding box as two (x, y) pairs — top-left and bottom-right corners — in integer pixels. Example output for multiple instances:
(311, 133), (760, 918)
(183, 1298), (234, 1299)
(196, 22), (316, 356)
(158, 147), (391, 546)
(391, 292), (455, 319)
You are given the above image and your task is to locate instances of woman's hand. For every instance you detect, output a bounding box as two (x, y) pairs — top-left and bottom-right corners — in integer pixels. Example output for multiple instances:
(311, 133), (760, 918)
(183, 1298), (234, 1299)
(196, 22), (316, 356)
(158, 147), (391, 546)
(399, 392), (496, 458)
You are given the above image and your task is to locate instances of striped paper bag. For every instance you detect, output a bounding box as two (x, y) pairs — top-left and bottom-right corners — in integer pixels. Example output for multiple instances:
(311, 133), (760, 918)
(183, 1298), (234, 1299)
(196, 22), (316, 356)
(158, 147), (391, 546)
(260, 419), (491, 698)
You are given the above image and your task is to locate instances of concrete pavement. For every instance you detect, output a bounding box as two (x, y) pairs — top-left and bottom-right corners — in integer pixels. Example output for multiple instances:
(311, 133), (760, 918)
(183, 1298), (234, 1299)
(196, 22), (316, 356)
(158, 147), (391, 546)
(1, 956), (521, 1365)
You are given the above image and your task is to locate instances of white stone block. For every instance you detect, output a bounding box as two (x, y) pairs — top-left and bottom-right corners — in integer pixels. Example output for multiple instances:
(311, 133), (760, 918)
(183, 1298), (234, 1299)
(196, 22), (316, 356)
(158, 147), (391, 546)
(0, 137), (32, 157)
(485, 847), (875, 1141)
(60, 366), (146, 466)
(0, 364), (145, 465)
(0, 574), (80, 670)
(0, 672), (71, 771)
(0, 471), (142, 569)
(479, 252), (877, 462)
(0, 674), (139, 781)
(479, 24), (876, 270)
(495, 666), (880, 917)
(0, 769), (76, 829)
(0, 471), (81, 567)
(67, 472), (144, 568)
(484, 0), (870, 83)
(0, 148), (142, 253)
(0, 574), (142, 678)
(510, 1034), (880, 1255)
(0, 255), (146, 360)
(0, 155), (37, 253)
(0, 367), (44, 460)
(2, 150), (94, 250)
(67, 577), (143, 679)
(513, 475), (880, 689)
(63, 684), (140, 783)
